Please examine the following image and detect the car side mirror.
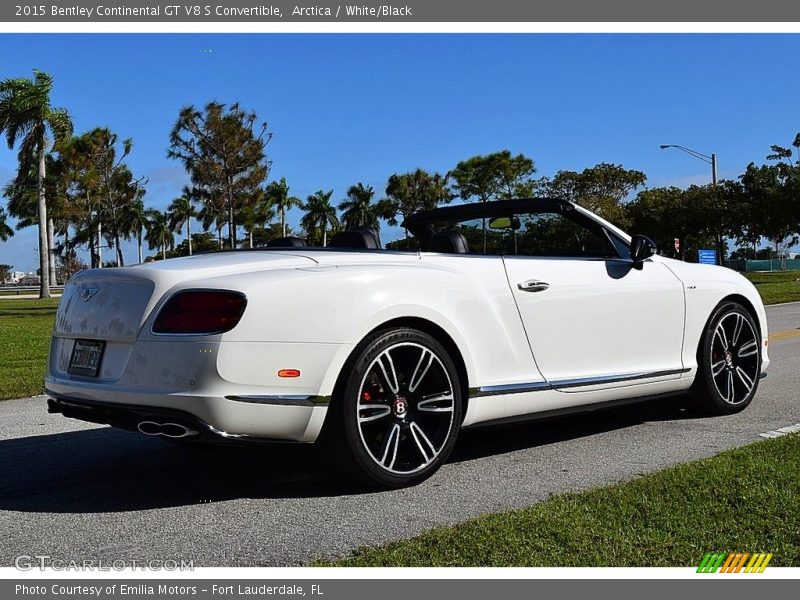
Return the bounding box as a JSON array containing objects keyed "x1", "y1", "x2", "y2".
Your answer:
[{"x1": 630, "y1": 234, "x2": 657, "y2": 263}]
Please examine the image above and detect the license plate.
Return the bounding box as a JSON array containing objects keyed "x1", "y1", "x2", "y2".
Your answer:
[{"x1": 68, "y1": 339, "x2": 105, "y2": 377}]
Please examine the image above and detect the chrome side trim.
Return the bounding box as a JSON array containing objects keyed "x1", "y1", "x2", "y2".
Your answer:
[
  {"x1": 471, "y1": 368, "x2": 690, "y2": 397},
  {"x1": 552, "y1": 368, "x2": 690, "y2": 390},
  {"x1": 224, "y1": 394, "x2": 330, "y2": 407},
  {"x1": 471, "y1": 381, "x2": 551, "y2": 397}
]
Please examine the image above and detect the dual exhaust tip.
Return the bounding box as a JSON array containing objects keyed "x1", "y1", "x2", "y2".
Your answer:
[{"x1": 137, "y1": 420, "x2": 198, "y2": 439}]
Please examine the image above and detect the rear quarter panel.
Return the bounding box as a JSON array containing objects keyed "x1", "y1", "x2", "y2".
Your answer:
[{"x1": 154, "y1": 257, "x2": 538, "y2": 398}]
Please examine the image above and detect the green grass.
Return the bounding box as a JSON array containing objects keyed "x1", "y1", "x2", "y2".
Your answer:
[
  {"x1": 0, "y1": 298, "x2": 60, "y2": 400},
  {"x1": 744, "y1": 271, "x2": 800, "y2": 305},
  {"x1": 319, "y1": 434, "x2": 800, "y2": 567}
]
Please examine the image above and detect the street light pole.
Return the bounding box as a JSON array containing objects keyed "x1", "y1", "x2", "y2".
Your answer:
[
  {"x1": 660, "y1": 144, "x2": 720, "y2": 265},
  {"x1": 659, "y1": 144, "x2": 717, "y2": 186},
  {"x1": 711, "y1": 153, "x2": 717, "y2": 186}
]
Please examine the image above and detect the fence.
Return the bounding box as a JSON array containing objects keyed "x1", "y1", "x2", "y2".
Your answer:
[
  {"x1": 0, "y1": 285, "x2": 65, "y2": 295},
  {"x1": 724, "y1": 259, "x2": 800, "y2": 272}
]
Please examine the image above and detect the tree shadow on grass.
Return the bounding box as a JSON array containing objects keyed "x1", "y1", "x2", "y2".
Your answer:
[{"x1": 0, "y1": 307, "x2": 58, "y2": 317}]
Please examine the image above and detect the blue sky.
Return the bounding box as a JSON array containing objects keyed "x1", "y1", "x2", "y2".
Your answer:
[{"x1": 1, "y1": 33, "x2": 799, "y2": 271}]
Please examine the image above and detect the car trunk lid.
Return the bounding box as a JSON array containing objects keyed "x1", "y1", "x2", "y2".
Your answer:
[{"x1": 53, "y1": 252, "x2": 317, "y2": 342}]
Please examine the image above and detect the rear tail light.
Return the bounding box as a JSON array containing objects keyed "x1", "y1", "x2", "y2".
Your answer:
[{"x1": 152, "y1": 290, "x2": 247, "y2": 335}]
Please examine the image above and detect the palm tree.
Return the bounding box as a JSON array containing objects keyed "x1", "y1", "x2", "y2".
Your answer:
[
  {"x1": 3, "y1": 153, "x2": 76, "y2": 268},
  {"x1": 124, "y1": 194, "x2": 148, "y2": 264},
  {"x1": 145, "y1": 209, "x2": 174, "y2": 260},
  {"x1": 265, "y1": 177, "x2": 301, "y2": 237},
  {"x1": 0, "y1": 206, "x2": 13, "y2": 241},
  {"x1": 0, "y1": 70, "x2": 72, "y2": 297},
  {"x1": 194, "y1": 187, "x2": 227, "y2": 249},
  {"x1": 240, "y1": 191, "x2": 275, "y2": 248},
  {"x1": 167, "y1": 187, "x2": 197, "y2": 255},
  {"x1": 339, "y1": 183, "x2": 380, "y2": 229},
  {"x1": 57, "y1": 132, "x2": 101, "y2": 266},
  {"x1": 301, "y1": 190, "x2": 338, "y2": 247}
]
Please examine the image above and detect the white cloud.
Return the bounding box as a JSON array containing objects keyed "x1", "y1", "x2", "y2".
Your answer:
[{"x1": 647, "y1": 172, "x2": 715, "y2": 189}]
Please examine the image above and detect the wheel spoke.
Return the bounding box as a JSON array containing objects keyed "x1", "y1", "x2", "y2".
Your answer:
[
  {"x1": 376, "y1": 350, "x2": 400, "y2": 394},
  {"x1": 738, "y1": 340, "x2": 758, "y2": 358},
  {"x1": 408, "y1": 348, "x2": 434, "y2": 393},
  {"x1": 358, "y1": 404, "x2": 391, "y2": 423},
  {"x1": 409, "y1": 421, "x2": 437, "y2": 464},
  {"x1": 711, "y1": 360, "x2": 726, "y2": 376},
  {"x1": 736, "y1": 366, "x2": 755, "y2": 393},
  {"x1": 417, "y1": 392, "x2": 454, "y2": 413},
  {"x1": 724, "y1": 370, "x2": 734, "y2": 402},
  {"x1": 379, "y1": 423, "x2": 401, "y2": 469},
  {"x1": 731, "y1": 314, "x2": 745, "y2": 346},
  {"x1": 715, "y1": 325, "x2": 729, "y2": 351}
]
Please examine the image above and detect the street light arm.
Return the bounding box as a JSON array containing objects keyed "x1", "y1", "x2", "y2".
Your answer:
[{"x1": 659, "y1": 144, "x2": 714, "y2": 164}]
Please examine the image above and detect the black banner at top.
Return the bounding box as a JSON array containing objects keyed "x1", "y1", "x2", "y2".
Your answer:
[{"x1": 3, "y1": 0, "x2": 800, "y2": 22}]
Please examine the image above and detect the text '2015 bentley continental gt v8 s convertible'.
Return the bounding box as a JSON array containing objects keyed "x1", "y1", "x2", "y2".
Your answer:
[{"x1": 46, "y1": 198, "x2": 769, "y2": 488}]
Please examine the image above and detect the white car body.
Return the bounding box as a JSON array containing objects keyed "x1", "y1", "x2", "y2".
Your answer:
[{"x1": 45, "y1": 202, "x2": 770, "y2": 446}]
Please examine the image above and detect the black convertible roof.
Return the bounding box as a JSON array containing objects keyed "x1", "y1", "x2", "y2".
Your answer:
[{"x1": 402, "y1": 198, "x2": 574, "y2": 233}]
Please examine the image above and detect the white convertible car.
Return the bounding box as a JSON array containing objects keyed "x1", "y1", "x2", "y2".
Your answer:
[{"x1": 46, "y1": 198, "x2": 769, "y2": 487}]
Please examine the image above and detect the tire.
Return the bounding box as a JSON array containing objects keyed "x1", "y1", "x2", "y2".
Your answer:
[
  {"x1": 693, "y1": 301, "x2": 762, "y2": 415},
  {"x1": 322, "y1": 327, "x2": 464, "y2": 489}
]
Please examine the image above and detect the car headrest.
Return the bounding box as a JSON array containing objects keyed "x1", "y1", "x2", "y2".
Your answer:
[
  {"x1": 266, "y1": 236, "x2": 306, "y2": 248},
  {"x1": 329, "y1": 228, "x2": 381, "y2": 249},
  {"x1": 427, "y1": 230, "x2": 469, "y2": 254}
]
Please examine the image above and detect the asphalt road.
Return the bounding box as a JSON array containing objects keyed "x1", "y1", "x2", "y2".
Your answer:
[{"x1": 2, "y1": 303, "x2": 799, "y2": 567}]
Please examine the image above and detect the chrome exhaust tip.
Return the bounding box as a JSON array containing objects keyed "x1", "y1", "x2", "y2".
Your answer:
[{"x1": 137, "y1": 420, "x2": 198, "y2": 439}]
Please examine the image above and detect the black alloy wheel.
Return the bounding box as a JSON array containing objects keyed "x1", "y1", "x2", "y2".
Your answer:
[
  {"x1": 694, "y1": 301, "x2": 761, "y2": 415},
  {"x1": 323, "y1": 327, "x2": 463, "y2": 488}
]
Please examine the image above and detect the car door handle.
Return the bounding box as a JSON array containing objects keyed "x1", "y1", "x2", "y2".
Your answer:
[{"x1": 518, "y1": 280, "x2": 550, "y2": 292}]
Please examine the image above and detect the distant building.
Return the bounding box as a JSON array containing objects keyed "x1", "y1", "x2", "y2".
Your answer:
[
  {"x1": 18, "y1": 273, "x2": 41, "y2": 286},
  {"x1": 2, "y1": 271, "x2": 26, "y2": 285}
]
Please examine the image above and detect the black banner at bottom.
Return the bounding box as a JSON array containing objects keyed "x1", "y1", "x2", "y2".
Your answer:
[{"x1": 4, "y1": 579, "x2": 797, "y2": 600}]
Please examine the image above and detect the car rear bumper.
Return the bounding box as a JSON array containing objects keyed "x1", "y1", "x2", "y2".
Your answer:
[{"x1": 44, "y1": 380, "x2": 328, "y2": 443}]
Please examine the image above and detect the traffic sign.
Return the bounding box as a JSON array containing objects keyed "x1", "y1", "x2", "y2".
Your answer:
[{"x1": 698, "y1": 249, "x2": 717, "y2": 265}]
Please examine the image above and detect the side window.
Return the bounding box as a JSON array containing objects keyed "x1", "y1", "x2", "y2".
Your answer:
[
  {"x1": 435, "y1": 217, "x2": 508, "y2": 255},
  {"x1": 510, "y1": 212, "x2": 618, "y2": 259},
  {"x1": 428, "y1": 210, "x2": 618, "y2": 258}
]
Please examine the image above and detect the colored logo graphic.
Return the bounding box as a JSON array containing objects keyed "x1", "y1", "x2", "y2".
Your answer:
[{"x1": 697, "y1": 552, "x2": 773, "y2": 573}]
